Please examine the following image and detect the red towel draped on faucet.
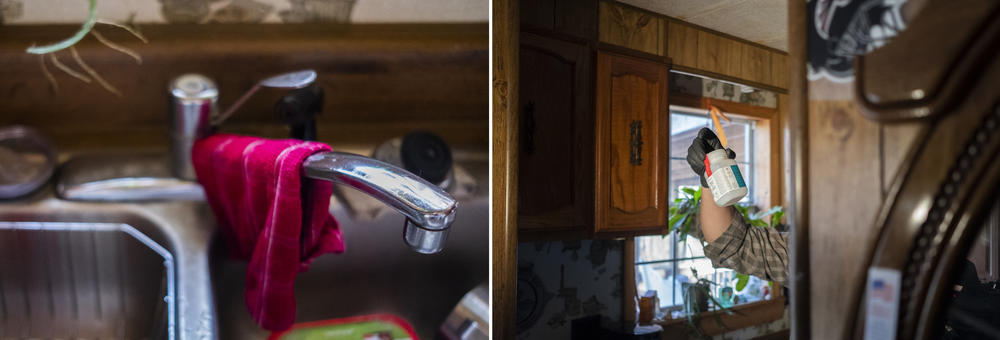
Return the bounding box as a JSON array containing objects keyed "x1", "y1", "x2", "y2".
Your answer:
[{"x1": 192, "y1": 133, "x2": 345, "y2": 331}]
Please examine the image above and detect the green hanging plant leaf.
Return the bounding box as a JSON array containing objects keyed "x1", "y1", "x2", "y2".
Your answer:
[
  {"x1": 681, "y1": 187, "x2": 698, "y2": 197},
  {"x1": 668, "y1": 213, "x2": 686, "y2": 233},
  {"x1": 771, "y1": 210, "x2": 785, "y2": 228},
  {"x1": 752, "y1": 206, "x2": 783, "y2": 221},
  {"x1": 26, "y1": 0, "x2": 98, "y2": 55}
]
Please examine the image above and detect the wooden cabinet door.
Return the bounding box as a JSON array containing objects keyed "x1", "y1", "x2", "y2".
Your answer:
[
  {"x1": 595, "y1": 51, "x2": 668, "y2": 233},
  {"x1": 520, "y1": 0, "x2": 596, "y2": 40},
  {"x1": 517, "y1": 32, "x2": 593, "y2": 234}
]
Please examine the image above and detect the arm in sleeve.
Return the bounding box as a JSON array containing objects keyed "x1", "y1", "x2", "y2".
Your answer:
[{"x1": 691, "y1": 207, "x2": 790, "y2": 287}]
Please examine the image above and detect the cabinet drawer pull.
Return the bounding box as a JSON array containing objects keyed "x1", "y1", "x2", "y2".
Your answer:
[{"x1": 629, "y1": 120, "x2": 643, "y2": 165}]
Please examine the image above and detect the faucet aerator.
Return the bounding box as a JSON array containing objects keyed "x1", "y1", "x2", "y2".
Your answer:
[{"x1": 403, "y1": 218, "x2": 451, "y2": 254}]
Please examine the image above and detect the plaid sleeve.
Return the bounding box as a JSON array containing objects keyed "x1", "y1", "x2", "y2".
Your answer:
[{"x1": 696, "y1": 207, "x2": 790, "y2": 286}]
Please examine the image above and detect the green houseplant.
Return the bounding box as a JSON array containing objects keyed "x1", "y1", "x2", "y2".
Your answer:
[
  {"x1": 668, "y1": 186, "x2": 783, "y2": 291},
  {"x1": 667, "y1": 187, "x2": 784, "y2": 338}
]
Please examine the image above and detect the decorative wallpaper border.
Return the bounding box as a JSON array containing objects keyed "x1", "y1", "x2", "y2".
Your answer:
[
  {"x1": 0, "y1": 0, "x2": 487, "y2": 25},
  {"x1": 671, "y1": 72, "x2": 779, "y2": 109}
]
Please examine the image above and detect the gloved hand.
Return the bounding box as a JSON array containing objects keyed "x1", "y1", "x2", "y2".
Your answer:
[{"x1": 686, "y1": 127, "x2": 736, "y2": 188}]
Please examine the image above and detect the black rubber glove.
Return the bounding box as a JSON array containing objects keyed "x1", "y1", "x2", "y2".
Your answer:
[{"x1": 686, "y1": 127, "x2": 736, "y2": 187}]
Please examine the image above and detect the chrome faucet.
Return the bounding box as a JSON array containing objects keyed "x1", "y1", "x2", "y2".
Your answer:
[
  {"x1": 302, "y1": 152, "x2": 456, "y2": 254},
  {"x1": 169, "y1": 72, "x2": 457, "y2": 254},
  {"x1": 59, "y1": 72, "x2": 457, "y2": 254}
]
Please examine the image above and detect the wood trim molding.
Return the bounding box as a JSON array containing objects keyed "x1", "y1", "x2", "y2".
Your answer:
[
  {"x1": 786, "y1": 0, "x2": 811, "y2": 337},
  {"x1": 670, "y1": 92, "x2": 779, "y2": 120},
  {"x1": 673, "y1": 65, "x2": 789, "y2": 95},
  {"x1": 492, "y1": 0, "x2": 519, "y2": 338},
  {"x1": 522, "y1": 26, "x2": 594, "y2": 46},
  {"x1": 772, "y1": 95, "x2": 786, "y2": 209},
  {"x1": 596, "y1": 42, "x2": 670, "y2": 64},
  {"x1": 658, "y1": 297, "x2": 787, "y2": 336},
  {"x1": 624, "y1": 238, "x2": 637, "y2": 324}
]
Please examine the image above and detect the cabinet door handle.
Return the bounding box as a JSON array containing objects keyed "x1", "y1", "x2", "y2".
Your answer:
[
  {"x1": 522, "y1": 101, "x2": 536, "y2": 154},
  {"x1": 629, "y1": 120, "x2": 643, "y2": 166}
]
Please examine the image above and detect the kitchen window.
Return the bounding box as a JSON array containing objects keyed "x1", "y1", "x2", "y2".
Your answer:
[{"x1": 634, "y1": 106, "x2": 774, "y2": 318}]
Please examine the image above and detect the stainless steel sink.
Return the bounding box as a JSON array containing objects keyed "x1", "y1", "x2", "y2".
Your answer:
[
  {"x1": 0, "y1": 151, "x2": 488, "y2": 340},
  {"x1": 0, "y1": 221, "x2": 173, "y2": 339},
  {"x1": 210, "y1": 174, "x2": 489, "y2": 339},
  {"x1": 0, "y1": 189, "x2": 218, "y2": 340}
]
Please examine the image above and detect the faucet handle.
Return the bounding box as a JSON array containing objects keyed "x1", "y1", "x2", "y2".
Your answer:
[
  {"x1": 275, "y1": 84, "x2": 323, "y2": 141},
  {"x1": 213, "y1": 70, "x2": 318, "y2": 127}
]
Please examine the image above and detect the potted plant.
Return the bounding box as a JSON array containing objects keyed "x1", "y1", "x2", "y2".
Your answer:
[
  {"x1": 681, "y1": 278, "x2": 709, "y2": 316},
  {"x1": 679, "y1": 268, "x2": 735, "y2": 339}
]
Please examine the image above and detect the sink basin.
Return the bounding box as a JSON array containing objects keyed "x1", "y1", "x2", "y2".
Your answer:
[
  {"x1": 210, "y1": 189, "x2": 489, "y2": 339},
  {"x1": 0, "y1": 192, "x2": 218, "y2": 340},
  {"x1": 0, "y1": 152, "x2": 488, "y2": 340},
  {"x1": 0, "y1": 221, "x2": 173, "y2": 339}
]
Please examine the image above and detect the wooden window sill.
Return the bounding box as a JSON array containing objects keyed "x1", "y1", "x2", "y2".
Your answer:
[{"x1": 651, "y1": 296, "x2": 785, "y2": 336}]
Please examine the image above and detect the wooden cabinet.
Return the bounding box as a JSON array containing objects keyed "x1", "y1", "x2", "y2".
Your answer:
[
  {"x1": 517, "y1": 38, "x2": 670, "y2": 238},
  {"x1": 594, "y1": 51, "x2": 669, "y2": 233},
  {"x1": 521, "y1": 0, "x2": 596, "y2": 39},
  {"x1": 517, "y1": 32, "x2": 594, "y2": 234}
]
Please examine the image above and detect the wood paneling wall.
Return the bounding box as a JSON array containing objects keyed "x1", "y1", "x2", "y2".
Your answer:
[
  {"x1": 0, "y1": 24, "x2": 488, "y2": 150},
  {"x1": 666, "y1": 21, "x2": 699, "y2": 67},
  {"x1": 784, "y1": 0, "x2": 929, "y2": 336},
  {"x1": 798, "y1": 31, "x2": 926, "y2": 340},
  {"x1": 598, "y1": 1, "x2": 665, "y2": 56},
  {"x1": 806, "y1": 81, "x2": 883, "y2": 340},
  {"x1": 678, "y1": 23, "x2": 787, "y2": 92},
  {"x1": 596, "y1": 1, "x2": 789, "y2": 92}
]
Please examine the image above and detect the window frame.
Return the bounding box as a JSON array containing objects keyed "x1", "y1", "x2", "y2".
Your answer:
[
  {"x1": 635, "y1": 106, "x2": 761, "y2": 313},
  {"x1": 668, "y1": 107, "x2": 757, "y2": 205},
  {"x1": 623, "y1": 93, "x2": 786, "y2": 331}
]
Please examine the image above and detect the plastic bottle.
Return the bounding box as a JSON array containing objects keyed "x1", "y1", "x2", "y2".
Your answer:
[{"x1": 705, "y1": 149, "x2": 748, "y2": 207}]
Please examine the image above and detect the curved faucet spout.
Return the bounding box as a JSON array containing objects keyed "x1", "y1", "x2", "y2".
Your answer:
[{"x1": 302, "y1": 152, "x2": 457, "y2": 254}]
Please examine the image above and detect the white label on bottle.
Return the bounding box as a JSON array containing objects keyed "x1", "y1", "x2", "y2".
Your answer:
[
  {"x1": 707, "y1": 166, "x2": 743, "y2": 194},
  {"x1": 864, "y1": 267, "x2": 901, "y2": 340}
]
